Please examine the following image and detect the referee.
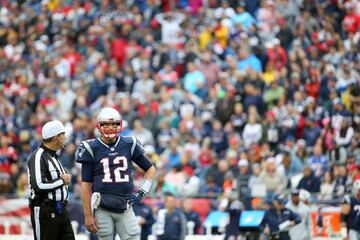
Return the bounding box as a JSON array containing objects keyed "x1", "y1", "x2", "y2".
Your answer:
[{"x1": 27, "y1": 120, "x2": 75, "y2": 240}]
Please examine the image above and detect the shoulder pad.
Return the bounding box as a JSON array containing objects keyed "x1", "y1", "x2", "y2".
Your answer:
[
  {"x1": 342, "y1": 195, "x2": 351, "y2": 204},
  {"x1": 121, "y1": 136, "x2": 134, "y2": 144},
  {"x1": 81, "y1": 140, "x2": 95, "y2": 158}
]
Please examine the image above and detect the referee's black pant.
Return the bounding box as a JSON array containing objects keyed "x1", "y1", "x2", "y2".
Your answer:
[{"x1": 30, "y1": 200, "x2": 75, "y2": 240}]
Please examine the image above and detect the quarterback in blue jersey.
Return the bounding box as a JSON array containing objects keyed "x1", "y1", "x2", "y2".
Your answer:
[
  {"x1": 75, "y1": 107, "x2": 156, "y2": 240},
  {"x1": 341, "y1": 179, "x2": 360, "y2": 240}
]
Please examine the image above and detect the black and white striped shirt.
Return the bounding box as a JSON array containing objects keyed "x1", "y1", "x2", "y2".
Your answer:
[{"x1": 27, "y1": 144, "x2": 68, "y2": 203}]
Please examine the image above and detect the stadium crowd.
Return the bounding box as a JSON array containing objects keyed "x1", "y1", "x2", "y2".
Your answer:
[{"x1": 1, "y1": 0, "x2": 360, "y2": 237}]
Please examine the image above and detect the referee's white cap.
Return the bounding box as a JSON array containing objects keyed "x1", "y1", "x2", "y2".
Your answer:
[{"x1": 42, "y1": 120, "x2": 65, "y2": 139}]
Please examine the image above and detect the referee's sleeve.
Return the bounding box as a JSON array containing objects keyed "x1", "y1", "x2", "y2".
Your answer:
[{"x1": 29, "y1": 149, "x2": 64, "y2": 192}]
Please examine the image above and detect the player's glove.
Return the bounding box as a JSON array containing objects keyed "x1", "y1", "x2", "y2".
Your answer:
[{"x1": 128, "y1": 190, "x2": 146, "y2": 205}]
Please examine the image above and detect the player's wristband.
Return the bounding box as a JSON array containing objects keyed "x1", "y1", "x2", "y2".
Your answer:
[
  {"x1": 140, "y1": 178, "x2": 152, "y2": 195},
  {"x1": 340, "y1": 227, "x2": 347, "y2": 238}
]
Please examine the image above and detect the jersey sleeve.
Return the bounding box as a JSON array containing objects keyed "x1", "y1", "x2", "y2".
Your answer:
[
  {"x1": 131, "y1": 137, "x2": 153, "y2": 172},
  {"x1": 81, "y1": 162, "x2": 94, "y2": 182},
  {"x1": 75, "y1": 141, "x2": 94, "y2": 164},
  {"x1": 131, "y1": 137, "x2": 145, "y2": 159},
  {"x1": 289, "y1": 210, "x2": 301, "y2": 224}
]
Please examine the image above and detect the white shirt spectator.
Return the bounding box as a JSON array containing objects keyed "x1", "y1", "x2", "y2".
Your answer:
[
  {"x1": 335, "y1": 126, "x2": 354, "y2": 147},
  {"x1": 242, "y1": 123, "x2": 262, "y2": 148},
  {"x1": 155, "y1": 12, "x2": 185, "y2": 45},
  {"x1": 133, "y1": 78, "x2": 155, "y2": 96},
  {"x1": 54, "y1": 58, "x2": 71, "y2": 79},
  {"x1": 286, "y1": 198, "x2": 311, "y2": 240},
  {"x1": 56, "y1": 83, "x2": 76, "y2": 121}
]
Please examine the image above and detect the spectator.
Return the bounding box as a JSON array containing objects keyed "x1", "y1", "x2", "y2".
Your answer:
[
  {"x1": 242, "y1": 114, "x2": 262, "y2": 148},
  {"x1": 161, "y1": 138, "x2": 181, "y2": 170},
  {"x1": 224, "y1": 200, "x2": 244, "y2": 240},
  {"x1": 291, "y1": 139, "x2": 308, "y2": 164},
  {"x1": 333, "y1": 164, "x2": 352, "y2": 198},
  {"x1": 133, "y1": 201, "x2": 155, "y2": 240},
  {"x1": 181, "y1": 198, "x2": 201, "y2": 235},
  {"x1": 335, "y1": 117, "x2": 354, "y2": 148},
  {"x1": 248, "y1": 163, "x2": 262, "y2": 190},
  {"x1": 262, "y1": 194, "x2": 301, "y2": 240},
  {"x1": 282, "y1": 150, "x2": 303, "y2": 177},
  {"x1": 297, "y1": 167, "x2": 321, "y2": 193},
  {"x1": 177, "y1": 165, "x2": 200, "y2": 197},
  {"x1": 157, "y1": 63, "x2": 179, "y2": 88},
  {"x1": 210, "y1": 120, "x2": 229, "y2": 157},
  {"x1": 259, "y1": 157, "x2": 287, "y2": 194},
  {"x1": 262, "y1": 111, "x2": 280, "y2": 150},
  {"x1": 200, "y1": 176, "x2": 222, "y2": 197},
  {"x1": 197, "y1": 51, "x2": 220, "y2": 89},
  {"x1": 230, "y1": 102, "x2": 247, "y2": 134},
  {"x1": 307, "y1": 144, "x2": 330, "y2": 178},
  {"x1": 231, "y1": 3, "x2": 256, "y2": 31},
  {"x1": 164, "y1": 165, "x2": 186, "y2": 192},
  {"x1": 263, "y1": 80, "x2": 285, "y2": 109},
  {"x1": 155, "y1": 11, "x2": 185, "y2": 45},
  {"x1": 236, "y1": 159, "x2": 251, "y2": 199},
  {"x1": 151, "y1": 173, "x2": 177, "y2": 198},
  {"x1": 133, "y1": 69, "x2": 155, "y2": 96},
  {"x1": 319, "y1": 171, "x2": 335, "y2": 201},
  {"x1": 286, "y1": 189, "x2": 311, "y2": 240},
  {"x1": 132, "y1": 119, "x2": 155, "y2": 146},
  {"x1": 155, "y1": 192, "x2": 186, "y2": 240},
  {"x1": 237, "y1": 47, "x2": 262, "y2": 73}
]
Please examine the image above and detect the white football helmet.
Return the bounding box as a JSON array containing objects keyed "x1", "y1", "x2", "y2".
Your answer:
[
  {"x1": 96, "y1": 107, "x2": 122, "y2": 138},
  {"x1": 352, "y1": 179, "x2": 360, "y2": 199}
]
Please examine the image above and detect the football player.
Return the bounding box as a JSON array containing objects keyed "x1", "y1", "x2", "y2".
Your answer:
[
  {"x1": 76, "y1": 107, "x2": 156, "y2": 240},
  {"x1": 341, "y1": 179, "x2": 360, "y2": 240}
]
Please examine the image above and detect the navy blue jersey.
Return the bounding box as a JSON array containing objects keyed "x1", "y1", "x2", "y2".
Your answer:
[
  {"x1": 133, "y1": 202, "x2": 155, "y2": 240},
  {"x1": 342, "y1": 195, "x2": 360, "y2": 231},
  {"x1": 261, "y1": 207, "x2": 301, "y2": 232},
  {"x1": 75, "y1": 136, "x2": 152, "y2": 196}
]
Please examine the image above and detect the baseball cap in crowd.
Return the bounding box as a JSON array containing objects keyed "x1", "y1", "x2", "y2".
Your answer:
[
  {"x1": 274, "y1": 194, "x2": 287, "y2": 205},
  {"x1": 238, "y1": 159, "x2": 249, "y2": 167},
  {"x1": 291, "y1": 189, "x2": 300, "y2": 195},
  {"x1": 42, "y1": 120, "x2": 65, "y2": 139},
  {"x1": 183, "y1": 165, "x2": 194, "y2": 176}
]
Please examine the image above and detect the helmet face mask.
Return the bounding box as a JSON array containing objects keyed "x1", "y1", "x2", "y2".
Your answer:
[{"x1": 96, "y1": 107, "x2": 122, "y2": 139}]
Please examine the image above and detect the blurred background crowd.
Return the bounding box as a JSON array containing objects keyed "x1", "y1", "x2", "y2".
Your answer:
[{"x1": 1, "y1": 0, "x2": 360, "y2": 236}]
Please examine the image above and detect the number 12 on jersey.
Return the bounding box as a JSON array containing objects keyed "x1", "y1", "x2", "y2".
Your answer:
[{"x1": 101, "y1": 156, "x2": 129, "y2": 183}]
